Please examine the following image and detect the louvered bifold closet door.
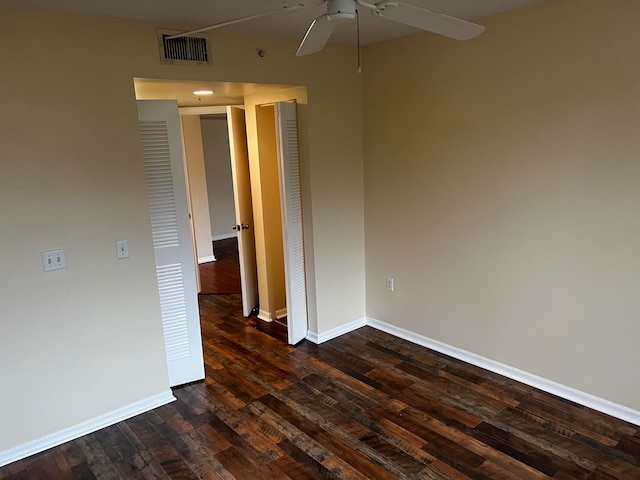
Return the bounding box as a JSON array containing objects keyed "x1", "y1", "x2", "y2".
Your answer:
[
  {"x1": 137, "y1": 100, "x2": 205, "y2": 387},
  {"x1": 275, "y1": 102, "x2": 308, "y2": 345}
]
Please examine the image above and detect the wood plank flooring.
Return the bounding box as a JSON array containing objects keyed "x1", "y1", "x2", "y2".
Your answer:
[
  {"x1": 2, "y1": 293, "x2": 640, "y2": 479},
  {"x1": 199, "y1": 238, "x2": 286, "y2": 327},
  {"x1": 199, "y1": 239, "x2": 242, "y2": 295}
]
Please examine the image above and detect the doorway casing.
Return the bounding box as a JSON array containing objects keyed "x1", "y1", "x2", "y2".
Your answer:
[{"x1": 175, "y1": 90, "x2": 313, "y2": 345}]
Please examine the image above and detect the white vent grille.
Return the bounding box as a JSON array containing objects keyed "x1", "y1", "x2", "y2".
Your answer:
[
  {"x1": 157, "y1": 28, "x2": 212, "y2": 65},
  {"x1": 157, "y1": 264, "x2": 191, "y2": 362},
  {"x1": 140, "y1": 120, "x2": 180, "y2": 249}
]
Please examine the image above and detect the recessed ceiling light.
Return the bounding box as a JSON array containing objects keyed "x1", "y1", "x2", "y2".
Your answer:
[{"x1": 193, "y1": 90, "x2": 214, "y2": 95}]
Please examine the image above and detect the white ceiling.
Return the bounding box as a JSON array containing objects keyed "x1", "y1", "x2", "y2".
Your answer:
[
  {"x1": 7, "y1": 0, "x2": 546, "y2": 108},
  {"x1": 134, "y1": 78, "x2": 296, "y2": 107},
  {"x1": 3, "y1": 0, "x2": 545, "y2": 46}
]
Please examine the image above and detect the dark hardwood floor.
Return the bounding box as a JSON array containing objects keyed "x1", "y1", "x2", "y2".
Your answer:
[
  {"x1": 200, "y1": 238, "x2": 286, "y2": 328},
  {"x1": 199, "y1": 239, "x2": 242, "y2": 295},
  {"x1": 3, "y1": 295, "x2": 640, "y2": 478}
]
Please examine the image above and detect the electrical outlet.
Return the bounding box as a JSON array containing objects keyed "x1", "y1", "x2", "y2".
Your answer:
[
  {"x1": 41, "y1": 249, "x2": 67, "y2": 272},
  {"x1": 386, "y1": 277, "x2": 394, "y2": 292},
  {"x1": 116, "y1": 240, "x2": 129, "y2": 259}
]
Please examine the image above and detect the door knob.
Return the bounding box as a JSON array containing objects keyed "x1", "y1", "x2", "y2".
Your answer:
[
  {"x1": 241, "y1": 224, "x2": 250, "y2": 230},
  {"x1": 232, "y1": 224, "x2": 240, "y2": 231}
]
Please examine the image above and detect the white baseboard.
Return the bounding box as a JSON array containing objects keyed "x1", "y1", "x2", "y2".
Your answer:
[
  {"x1": 258, "y1": 308, "x2": 288, "y2": 322},
  {"x1": 0, "y1": 390, "x2": 175, "y2": 468},
  {"x1": 258, "y1": 309, "x2": 273, "y2": 322},
  {"x1": 366, "y1": 317, "x2": 640, "y2": 427},
  {"x1": 211, "y1": 233, "x2": 237, "y2": 242},
  {"x1": 228, "y1": 306, "x2": 640, "y2": 425},
  {"x1": 306, "y1": 317, "x2": 367, "y2": 344},
  {"x1": 198, "y1": 255, "x2": 216, "y2": 264}
]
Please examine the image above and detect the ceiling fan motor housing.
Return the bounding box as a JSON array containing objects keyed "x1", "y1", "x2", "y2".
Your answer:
[{"x1": 327, "y1": 0, "x2": 357, "y2": 20}]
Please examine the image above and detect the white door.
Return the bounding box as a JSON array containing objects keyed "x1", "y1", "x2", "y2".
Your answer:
[
  {"x1": 227, "y1": 106, "x2": 259, "y2": 317},
  {"x1": 137, "y1": 100, "x2": 205, "y2": 387},
  {"x1": 274, "y1": 102, "x2": 308, "y2": 345}
]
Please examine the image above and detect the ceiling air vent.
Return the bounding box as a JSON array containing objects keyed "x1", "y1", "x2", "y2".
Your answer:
[{"x1": 157, "y1": 28, "x2": 212, "y2": 66}]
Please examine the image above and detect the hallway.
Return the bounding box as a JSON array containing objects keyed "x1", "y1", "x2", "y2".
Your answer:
[
  {"x1": 199, "y1": 238, "x2": 287, "y2": 341},
  {"x1": 199, "y1": 239, "x2": 242, "y2": 295}
]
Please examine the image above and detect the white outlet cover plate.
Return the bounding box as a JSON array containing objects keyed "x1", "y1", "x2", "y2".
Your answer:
[{"x1": 386, "y1": 277, "x2": 394, "y2": 292}]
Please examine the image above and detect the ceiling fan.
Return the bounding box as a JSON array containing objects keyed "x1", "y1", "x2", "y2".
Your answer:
[{"x1": 168, "y1": 0, "x2": 485, "y2": 56}]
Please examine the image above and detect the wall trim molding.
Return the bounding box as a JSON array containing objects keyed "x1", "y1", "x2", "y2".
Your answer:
[
  {"x1": 211, "y1": 233, "x2": 237, "y2": 242},
  {"x1": 306, "y1": 317, "x2": 367, "y2": 344},
  {"x1": 197, "y1": 255, "x2": 216, "y2": 264},
  {"x1": 0, "y1": 390, "x2": 176, "y2": 468},
  {"x1": 366, "y1": 317, "x2": 640, "y2": 427},
  {"x1": 304, "y1": 315, "x2": 640, "y2": 426},
  {"x1": 179, "y1": 106, "x2": 229, "y2": 116},
  {"x1": 305, "y1": 330, "x2": 319, "y2": 344},
  {"x1": 275, "y1": 308, "x2": 287, "y2": 320},
  {"x1": 258, "y1": 309, "x2": 273, "y2": 322}
]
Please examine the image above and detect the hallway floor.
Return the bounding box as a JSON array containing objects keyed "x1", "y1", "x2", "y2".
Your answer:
[{"x1": 199, "y1": 239, "x2": 242, "y2": 295}]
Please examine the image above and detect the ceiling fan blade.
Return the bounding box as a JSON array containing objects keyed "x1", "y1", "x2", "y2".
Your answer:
[
  {"x1": 296, "y1": 14, "x2": 340, "y2": 56},
  {"x1": 375, "y1": 2, "x2": 485, "y2": 41}
]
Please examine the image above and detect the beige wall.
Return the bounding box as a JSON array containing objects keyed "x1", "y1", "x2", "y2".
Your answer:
[
  {"x1": 363, "y1": 0, "x2": 640, "y2": 410},
  {"x1": 181, "y1": 115, "x2": 214, "y2": 262},
  {"x1": 244, "y1": 81, "x2": 367, "y2": 333},
  {"x1": 254, "y1": 105, "x2": 287, "y2": 318},
  {"x1": 201, "y1": 116, "x2": 236, "y2": 239},
  {"x1": 0, "y1": 9, "x2": 171, "y2": 451},
  {"x1": 0, "y1": 6, "x2": 364, "y2": 454}
]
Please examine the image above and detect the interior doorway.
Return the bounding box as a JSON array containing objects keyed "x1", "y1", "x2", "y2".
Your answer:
[
  {"x1": 191, "y1": 106, "x2": 292, "y2": 327},
  {"x1": 134, "y1": 78, "x2": 310, "y2": 346},
  {"x1": 194, "y1": 103, "x2": 308, "y2": 343}
]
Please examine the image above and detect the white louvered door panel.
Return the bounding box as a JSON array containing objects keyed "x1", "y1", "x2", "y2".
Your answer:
[
  {"x1": 138, "y1": 100, "x2": 204, "y2": 387},
  {"x1": 156, "y1": 264, "x2": 190, "y2": 362},
  {"x1": 275, "y1": 102, "x2": 308, "y2": 345}
]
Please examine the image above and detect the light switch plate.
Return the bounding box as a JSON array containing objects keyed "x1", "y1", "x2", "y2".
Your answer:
[
  {"x1": 116, "y1": 240, "x2": 129, "y2": 259},
  {"x1": 41, "y1": 249, "x2": 67, "y2": 272}
]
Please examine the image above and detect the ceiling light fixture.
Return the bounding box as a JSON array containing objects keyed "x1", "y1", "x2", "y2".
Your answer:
[{"x1": 193, "y1": 90, "x2": 214, "y2": 95}]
